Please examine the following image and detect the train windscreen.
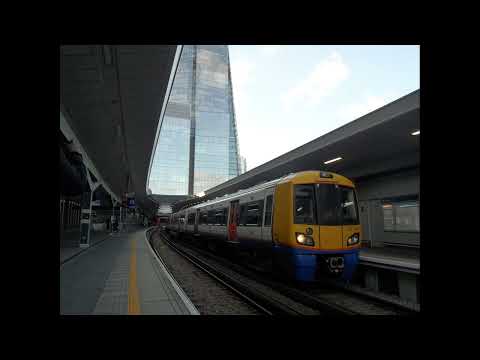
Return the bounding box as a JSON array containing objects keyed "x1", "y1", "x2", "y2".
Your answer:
[{"x1": 315, "y1": 184, "x2": 359, "y2": 225}]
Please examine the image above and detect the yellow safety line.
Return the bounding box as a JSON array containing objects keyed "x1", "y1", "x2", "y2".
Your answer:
[{"x1": 128, "y1": 238, "x2": 141, "y2": 315}]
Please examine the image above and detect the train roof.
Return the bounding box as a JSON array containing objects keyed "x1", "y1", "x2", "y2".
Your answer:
[{"x1": 175, "y1": 171, "x2": 354, "y2": 213}]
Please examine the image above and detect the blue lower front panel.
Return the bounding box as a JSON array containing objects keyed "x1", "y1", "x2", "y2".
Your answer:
[{"x1": 272, "y1": 245, "x2": 359, "y2": 282}]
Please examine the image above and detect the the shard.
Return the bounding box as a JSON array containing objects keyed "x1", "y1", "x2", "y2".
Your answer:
[{"x1": 149, "y1": 45, "x2": 241, "y2": 197}]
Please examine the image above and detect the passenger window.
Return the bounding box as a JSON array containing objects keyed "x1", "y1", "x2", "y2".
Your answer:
[
  {"x1": 215, "y1": 210, "x2": 224, "y2": 225},
  {"x1": 239, "y1": 205, "x2": 247, "y2": 225},
  {"x1": 223, "y1": 208, "x2": 228, "y2": 226},
  {"x1": 264, "y1": 195, "x2": 273, "y2": 226},
  {"x1": 200, "y1": 212, "x2": 208, "y2": 225},
  {"x1": 207, "y1": 210, "x2": 215, "y2": 225},
  {"x1": 257, "y1": 200, "x2": 264, "y2": 226},
  {"x1": 246, "y1": 204, "x2": 258, "y2": 225},
  {"x1": 245, "y1": 200, "x2": 264, "y2": 226},
  {"x1": 294, "y1": 185, "x2": 316, "y2": 224}
]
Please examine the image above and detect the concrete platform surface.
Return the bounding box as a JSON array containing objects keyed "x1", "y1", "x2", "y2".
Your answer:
[
  {"x1": 359, "y1": 246, "x2": 420, "y2": 273},
  {"x1": 60, "y1": 226, "x2": 197, "y2": 315},
  {"x1": 60, "y1": 229, "x2": 112, "y2": 263}
]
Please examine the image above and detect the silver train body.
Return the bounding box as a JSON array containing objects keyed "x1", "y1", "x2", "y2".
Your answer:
[{"x1": 165, "y1": 177, "x2": 277, "y2": 251}]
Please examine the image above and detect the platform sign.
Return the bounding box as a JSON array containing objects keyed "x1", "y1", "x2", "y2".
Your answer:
[{"x1": 92, "y1": 200, "x2": 101, "y2": 207}]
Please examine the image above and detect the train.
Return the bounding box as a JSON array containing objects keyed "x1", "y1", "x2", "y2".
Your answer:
[{"x1": 165, "y1": 171, "x2": 361, "y2": 282}]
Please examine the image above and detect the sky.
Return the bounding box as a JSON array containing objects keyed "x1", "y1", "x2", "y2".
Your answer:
[{"x1": 228, "y1": 45, "x2": 420, "y2": 171}]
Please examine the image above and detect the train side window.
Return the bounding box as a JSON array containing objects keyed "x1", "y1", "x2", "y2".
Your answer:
[
  {"x1": 215, "y1": 209, "x2": 224, "y2": 225},
  {"x1": 246, "y1": 200, "x2": 263, "y2": 226},
  {"x1": 257, "y1": 200, "x2": 264, "y2": 226},
  {"x1": 239, "y1": 204, "x2": 247, "y2": 226},
  {"x1": 223, "y1": 208, "x2": 228, "y2": 226},
  {"x1": 207, "y1": 210, "x2": 215, "y2": 225},
  {"x1": 200, "y1": 211, "x2": 208, "y2": 225},
  {"x1": 294, "y1": 185, "x2": 316, "y2": 224},
  {"x1": 246, "y1": 203, "x2": 257, "y2": 225},
  {"x1": 264, "y1": 195, "x2": 273, "y2": 226},
  {"x1": 187, "y1": 213, "x2": 195, "y2": 225}
]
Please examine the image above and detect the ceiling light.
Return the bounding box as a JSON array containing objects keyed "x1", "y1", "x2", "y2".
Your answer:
[
  {"x1": 324, "y1": 157, "x2": 342, "y2": 164},
  {"x1": 411, "y1": 130, "x2": 420, "y2": 136}
]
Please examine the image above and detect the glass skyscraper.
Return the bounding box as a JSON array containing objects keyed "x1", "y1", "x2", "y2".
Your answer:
[{"x1": 149, "y1": 45, "x2": 241, "y2": 196}]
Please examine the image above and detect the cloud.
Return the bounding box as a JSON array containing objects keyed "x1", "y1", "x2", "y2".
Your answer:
[
  {"x1": 229, "y1": 57, "x2": 255, "y2": 130},
  {"x1": 282, "y1": 51, "x2": 350, "y2": 109},
  {"x1": 338, "y1": 94, "x2": 392, "y2": 122},
  {"x1": 230, "y1": 58, "x2": 254, "y2": 90},
  {"x1": 258, "y1": 45, "x2": 282, "y2": 56}
]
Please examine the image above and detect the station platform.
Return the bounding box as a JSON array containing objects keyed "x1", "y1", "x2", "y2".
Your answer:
[
  {"x1": 60, "y1": 225, "x2": 199, "y2": 315},
  {"x1": 60, "y1": 228, "x2": 111, "y2": 264},
  {"x1": 359, "y1": 246, "x2": 420, "y2": 274}
]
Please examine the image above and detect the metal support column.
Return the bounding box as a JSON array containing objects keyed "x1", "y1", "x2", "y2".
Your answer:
[
  {"x1": 188, "y1": 45, "x2": 197, "y2": 196},
  {"x1": 60, "y1": 200, "x2": 64, "y2": 229},
  {"x1": 79, "y1": 191, "x2": 92, "y2": 248},
  {"x1": 119, "y1": 205, "x2": 123, "y2": 232},
  {"x1": 111, "y1": 196, "x2": 117, "y2": 234},
  {"x1": 80, "y1": 166, "x2": 101, "y2": 248},
  {"x1": 365, "y1": 268, "x2": 379, "y2": 292},
  {"x1": 398, "y1": 272, "x2": 419, "y2": 303}
]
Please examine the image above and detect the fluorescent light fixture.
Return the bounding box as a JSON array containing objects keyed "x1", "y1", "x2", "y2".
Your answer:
[
  {"x1": 324, "y1": 157, "x2": 342, "y2": 165},
  {"x1": 411, "y1": 130, "x2": 420, "y2": 136}
]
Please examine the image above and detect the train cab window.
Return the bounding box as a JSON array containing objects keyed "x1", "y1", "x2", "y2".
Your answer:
[
  {"x1": 340, "y1": 186, "x2": 359, "y2": 225},
  {"x1": 295, "y1": 185, "x2": 316, "y2": 224},
  {"x1": 316, "y1": 184, "x2": 340, "y2": 225},
  {"x1": 264, "y1": 195, "x2": 273, "y2": 226}
]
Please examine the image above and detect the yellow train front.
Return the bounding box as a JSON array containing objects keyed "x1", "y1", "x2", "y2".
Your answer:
[{"x1": 272, "y1": 171, "x2": 361, "y2": 282}]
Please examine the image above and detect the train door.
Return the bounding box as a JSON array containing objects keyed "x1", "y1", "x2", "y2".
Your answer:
[
  {"x1": 194, "y1": 209, "x2": 200, "y2": 235},
  {"x1": 228, "y1": 200, "x2": 239, "y2": 242},
  {"x1": 261, "y1": 190, "x2": 274, "y2": 243}
]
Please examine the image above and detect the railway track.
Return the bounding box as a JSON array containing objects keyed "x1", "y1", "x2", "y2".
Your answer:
[
  {"x1": 159, "y1": 230, "x2": 417, "y2": 315},
  {"x1": 156, "y1": 231, "x2": 312, "y2": 315}
]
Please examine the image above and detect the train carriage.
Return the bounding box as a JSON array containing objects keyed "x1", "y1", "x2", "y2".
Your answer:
[{"x1": 166, "y1": 170, "x2": 361, "y2": 282}]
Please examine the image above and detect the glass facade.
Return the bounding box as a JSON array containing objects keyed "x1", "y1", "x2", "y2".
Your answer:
[
  {"x1": 240, "y1": 155, "x2": 247, "y2": 174},
  {"x1": 149, "y1": 45, "x2": 241, "y2": 196}
]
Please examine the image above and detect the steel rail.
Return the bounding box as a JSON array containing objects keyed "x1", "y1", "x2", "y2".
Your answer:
[
  {"x1": 163, "y1": 231, "x2": 415, "y2": 315},
  {"x1": 156, "y1": 231, "x2": 305, "y2": 316}
]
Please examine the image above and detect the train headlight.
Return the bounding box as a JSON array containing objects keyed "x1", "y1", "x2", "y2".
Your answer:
[
  {"x1": 296, "y1": 233, "x2": 314, "y2": 246},
  {"x1": 347, "y1": 233, "x2": 360, "y2": 246}
]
